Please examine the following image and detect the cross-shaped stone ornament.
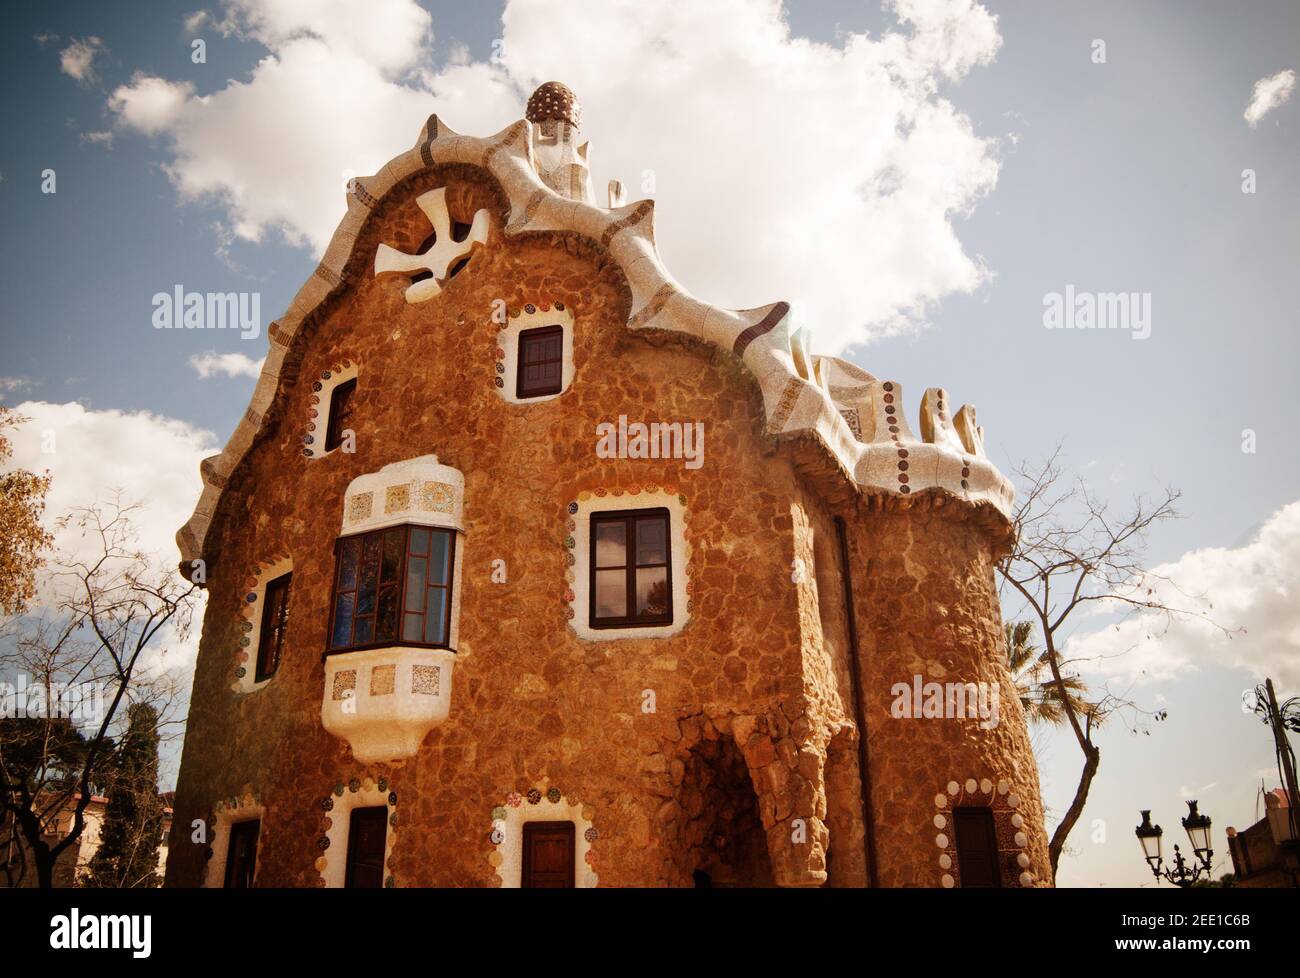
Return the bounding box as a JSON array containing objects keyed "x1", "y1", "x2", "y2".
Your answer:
[{"x1": 374, "y1": 187, "x2": 490, "y2": 303}]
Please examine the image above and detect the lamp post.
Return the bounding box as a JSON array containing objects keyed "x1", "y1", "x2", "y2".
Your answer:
[{"x1": 1134, "y1": 801, "x2": 1215, "y2": 887}]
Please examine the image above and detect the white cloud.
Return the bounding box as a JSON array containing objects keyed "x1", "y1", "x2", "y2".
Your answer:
[
  {"x1": 1066, "y1": 500, "x2": 1300, "y2": 691},
  {"x1": 1244, "y1": 68, "x2": 1296, "y2": 127},
  {"x1": 0, "y1": 376, "x2": 36, "y2": 393},
  {"x1": 5, "y1": 401, "x2": 217, "y2": 569},
  {"x1": 105, "y1": 0, "x2": 1004, "y2": 353},
  {"x1": 3, "y1": 403, "x2": 216, "y2": 716},
  {"x1": 183, "y1": 10, "x2": 211, "y2": 34},
  {"x1": 59, "y1": 36, "x2": 105, "y2": 85},
  {"x1": 189, "y1": 350, "x2": 265, "y2": 379},
  {"x1": 107, "y1": 73, "x2": 196, "y2": 136}
]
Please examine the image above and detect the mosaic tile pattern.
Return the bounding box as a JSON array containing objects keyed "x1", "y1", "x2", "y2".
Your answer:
[
  {"x1": 370, "y1": 664, "x2": 396, "y2": 696},
  {"x1": 385, "y1": 483, "x2": 411, "y2": 514},
  {"x1": 419, "y1": 482, "x2": 456, "y2": 514},
  {"x1": 348, "y1": 492, "x2": 373, "y2": 523},
  {"x1": 331, "y1": 670, "x2": 357, "y2": 701},
  {"x1": 412, "y1": 664, "x2": 440, "y2": 696}
]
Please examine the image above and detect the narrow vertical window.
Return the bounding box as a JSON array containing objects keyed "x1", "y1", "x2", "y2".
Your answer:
[
  {"x1": 345, "y1": 807, "x2": 388, "y2": 889},
  {"x1": 325, "y1": 378, "x2": 357, "y2": 452},
  {"x1": 223, "y1": 819, "x2": 260, "y2": 888},
  {"x1": 255, "y1": 573, "x2": 291, "y2": 681},
  {"x1": 952, "y1": 807, "x2": 1001, "y2": 888},
  {"x1": 589, "y1": 509, "x2": 672, "y2": 628},
  {"x1": 516, "y1": 325, "x2": 564, "y2": 398}
]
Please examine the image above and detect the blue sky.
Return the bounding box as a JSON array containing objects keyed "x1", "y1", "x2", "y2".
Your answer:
[{"x1": 2, "y1": 0, "x2": 1297, "y2": 887}]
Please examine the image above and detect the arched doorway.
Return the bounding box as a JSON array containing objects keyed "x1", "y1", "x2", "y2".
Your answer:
[{"x1": 670, "y1": 734, "x2": 774, "y2": 887}]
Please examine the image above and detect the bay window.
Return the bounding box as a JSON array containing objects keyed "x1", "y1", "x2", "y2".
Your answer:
[{"x1": 328, "y1": 525, "x2": 455, "y2": 652}]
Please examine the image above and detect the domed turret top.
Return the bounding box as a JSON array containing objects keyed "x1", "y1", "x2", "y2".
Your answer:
[{"x1": 526, "y1": 81, "x2": 582, "y2": 129}]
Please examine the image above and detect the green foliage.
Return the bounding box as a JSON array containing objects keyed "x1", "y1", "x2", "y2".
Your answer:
[
  {"x1": 1004, "y1": 620, "x2": 1097, "y2": 728},
  {"x1": 80, "y1": 703, "x2": 163, "y2": 888}
]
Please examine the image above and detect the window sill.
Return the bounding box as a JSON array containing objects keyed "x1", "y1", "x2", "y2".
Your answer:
[{"x1": 321, "y1": 641, "x2": 456, "y2": 662}]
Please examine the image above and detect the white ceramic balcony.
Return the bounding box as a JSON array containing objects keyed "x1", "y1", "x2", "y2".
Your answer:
[
  {"x1": 321, "y1": 646, "x2": 454, "y2": 764},
  {"x1": 319, "y1": 454, "x2": 464, "y2": 764}
]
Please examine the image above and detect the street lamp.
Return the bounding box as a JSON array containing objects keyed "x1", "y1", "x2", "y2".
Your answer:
[{"x1": 1134, "y1": 801, "x2": 1215, "y2": 887}]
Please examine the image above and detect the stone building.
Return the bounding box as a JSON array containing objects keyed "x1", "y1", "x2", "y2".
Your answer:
[
  {"x1": 2, "y1": 794, "x2": 172, "y2": 888},
  {"x1": 165, "y1": 83, "x2": 1052, "y2": 888},
  {"x1": 1225, "y1": 788, "x2": 1298, "y2": 887}
]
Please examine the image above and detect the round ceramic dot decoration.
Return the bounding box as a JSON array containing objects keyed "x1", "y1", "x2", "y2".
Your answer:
[
  {"x1": 980, "y1": 778, "x2": 992, "y2": 794},
  {"x1": 1017, "y1": 853, "x2": 1030, "y2": 868},
  {"x1": 1015, "y1": 831, "x2": 1028, "y2": 847},
  {"x1": 1011, "y1": 813, "x2": 1024, "y2": 828},
  {"x1": 998, "y1": 780, "x2": 1009, "y2": 794},
  {"x1": 934, "y1": 794, "x2": 947, "y2": 808},
  {"x1": 941, "y1": 874, "x2": 954, "y2": 888},
  {"x1": 935, "y1": 833, "x2": 949, "y2": 848},
  {"x1": 947, "y1": 781, "x2": 959, "y2": 795},
  {"x1": 1008, "y1": 793, "x2": 1021, "y2": 809},
  {"x1": 933, "y1": 814, "x2": 946, "y2": 829},
  {"x1": 965, "y1": 779, "x2": 977, "y2": 793},
  {"x1": 939, "y1": 853, "x2": 952, "y2": 870}
]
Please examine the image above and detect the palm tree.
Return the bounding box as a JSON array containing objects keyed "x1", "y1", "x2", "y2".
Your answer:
[{"x1": 1004, "y1": 620, "x2": 1096, "y2": 728}]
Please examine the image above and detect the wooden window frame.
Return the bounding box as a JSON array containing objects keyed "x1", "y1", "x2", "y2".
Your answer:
[
  {"x1": 223, "y1": 818, "x2": 260, "y2": 889},
  {"x1": 324, "y1": 378, "x2": 357, "y2": 453},
  {"x1": 255, "y1": 572, "x2": 292, "y2": 682},
  {"x1": 952, "y1": 806, "x2": 1002, "y2": 888},
  {"x1": 515, "y1": 324, "x2": 564, "y2": 399},
  {"x1": 588, "y1": 508, "x2": 673, "y2": 630},
  {"x1": 325, "y1": 524, "x2": 456, "y2": 657}
]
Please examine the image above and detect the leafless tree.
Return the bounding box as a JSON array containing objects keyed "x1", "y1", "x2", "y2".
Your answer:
[
  {"x1": 998, "y1": 450, "x2": 1230, "y2": 876},
  {"x1": 0, "y1": 497, "x2": 195, "y2": 887}
]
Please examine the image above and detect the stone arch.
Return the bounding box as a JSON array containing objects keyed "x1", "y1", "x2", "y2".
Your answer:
[{"x1": 662, "y1": 729, "x2": 773, "y2": 888}]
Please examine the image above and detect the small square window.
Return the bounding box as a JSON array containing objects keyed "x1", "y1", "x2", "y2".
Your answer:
[
  {"x1": 516, "y1": 325, "x2": 564, "y2": 399},
  {"x1": 325, "y1": 378, "x2": 357, "y2": 452},
  {"x1": 589, "y1": 509, "x2": 672, "y2": 628}
]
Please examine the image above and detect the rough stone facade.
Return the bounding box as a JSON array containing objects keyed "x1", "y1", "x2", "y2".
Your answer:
[{"x1": 165, "y1": 85, "x2": 1052, "y2": 888}]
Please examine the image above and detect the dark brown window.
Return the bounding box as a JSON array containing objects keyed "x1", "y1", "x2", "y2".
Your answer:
[
  {"x1": 516, "y1": 325, "x2": 564, "y2": 398},
  {"x1": 325, "y1": 378, "x2": 357, "y2": 452},
  {"x1": 953, "y1": 807, "x2": 1001, "y2": 888},
  {"x1": 589, "y1": 509, "x2": 672, "y2": 628},
  {"x1": 255, "y1": 573, "x2": 291, "y2": 681},
  {"x1": 223, "y1": 819, "x2": 260, "y2": 888},
  {"x1": 344, "y1": 807, "x2": 387, "y2": 889},
  {"x1": 328, "y1": 525, "x2": 455, "y2": 652},
  {"x1": 522, "y1": 821, "x2": 575, "y2": 888}
]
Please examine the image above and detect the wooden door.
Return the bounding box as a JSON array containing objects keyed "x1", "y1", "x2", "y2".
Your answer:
[
  {"x1": 522, "y1": 821, "x2": 575, "y2": 888},
  {"x1": 223, "y1": 819, "x2": 260, "y2": 888},
  {"x1": 345, "y1": 807, "x2": 388, "y2": 889},
  {"x1": 953, "y1": 807, "x2": 1001, "y2": 888}
]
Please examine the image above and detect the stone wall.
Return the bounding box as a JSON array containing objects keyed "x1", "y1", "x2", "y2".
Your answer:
[
  {"x1": 165, "y1": 167, "x2": 1049, "y2": 888},
  {"x1": 847, "y1": 498, "x2": 1053, "y2": 887}
]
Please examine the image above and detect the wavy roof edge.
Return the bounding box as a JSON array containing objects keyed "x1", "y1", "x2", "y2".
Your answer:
[{"x1": 176, "y1": 112, "x2": 1014, "y2": 570}]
